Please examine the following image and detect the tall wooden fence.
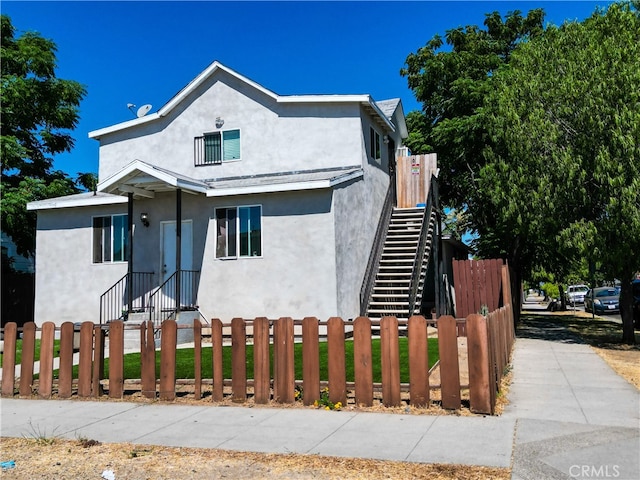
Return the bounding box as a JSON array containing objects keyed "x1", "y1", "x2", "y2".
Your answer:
[
  {"x1": 452, "y1": 259, "x2": 511, "y2": 318},
  {"x1": 1, "y1": 307, "x2": 514, "y2": 414}
]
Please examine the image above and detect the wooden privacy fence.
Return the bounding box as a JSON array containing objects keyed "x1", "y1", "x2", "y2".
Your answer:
[{"x1": 1, "y1": 308, "x2": 514, "y2": 414}]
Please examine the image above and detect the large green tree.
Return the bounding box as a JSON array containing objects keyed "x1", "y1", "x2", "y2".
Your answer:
[
  {"x1": 401, "y1": 9, "x2": 545, "y2": 210},
  {"x1": 1, "y1": 15, "x2": 87, "y2": 256},
  {"x1": 401, "y1": 9, "x2": 546, "y2": 312},
  {"x1": 479, "y1": 2, "x2": 640, "y2": 343}
]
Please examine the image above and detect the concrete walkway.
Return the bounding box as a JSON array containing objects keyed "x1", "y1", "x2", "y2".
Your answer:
[{"x1": 1, "y1": 300, "x2": 638, "y2": 479}]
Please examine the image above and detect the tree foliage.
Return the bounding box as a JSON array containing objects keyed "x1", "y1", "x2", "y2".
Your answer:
[
  {"x1": 479, "y1": 2, "x2": 640, "y2": 342},
  {"x1": 1, "y1": 15, "x2": 87, "y2": 256},
  {"x1": 401, "y1": 9, "x2": 545, "y2": 209}
]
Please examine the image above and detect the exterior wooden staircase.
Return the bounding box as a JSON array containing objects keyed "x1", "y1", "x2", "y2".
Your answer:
[{"x1": 365, "y1": 206, "x2": 438, "y2": 320}]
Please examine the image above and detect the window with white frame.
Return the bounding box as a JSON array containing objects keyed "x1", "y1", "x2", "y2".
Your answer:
[
  {"x1": 215, "y1": 205, "x2": 262, "y2": 258},
  {"x1": 93, "y1": 214, "x2": 128, "y2": 263},
  {"x1": 370, "y1": 127, "x2": 381, "y2": 161},
  {"x1": 204, "y1": 129, "x2": 241, "y2": 163}
]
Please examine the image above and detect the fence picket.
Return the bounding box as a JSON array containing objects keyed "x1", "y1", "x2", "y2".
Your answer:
[
  {"x1": 194, "y1": 319, "x2": 202, "y2": 400},
  {"x1": 19, "y1": 322, "x2": 36, "y2": 397},
  {"x1": 381, "y1": 316, "x2": 401, "y2": 407},
  {"x1": 37, "y1": 322, "x2": 55, "y2": 398},
  {"x1": 159, "y1": 319, "x2": 177, "y2": 401},
  {"x1": 211, "y1": 318, "x2": 223, "y2": 402},
  {"x1": 353, "y1": 316, "x2": 373, "y2": 407},
  {"x1": 274, "y1": 317, "x2": 294, "y2": 403},
  {"x1": 327, "y1": 317, "x2": 347, "y2": 406},
  {"x1": 231, "y1": 318, "x2": 247, "y2": 403},
  {"x1": 467, "y1": 314, "x2": 492, "y2": 414},
  {"x1": 253, "y1": 317, "x2": 270, "y2": 404},
  {"x1": 302, "y1": 317, "x2": 320, "y2": 406},
  {"x1": 108, "y1": 321, "x2": 124, "y2": 399},
  {"x1": 1, "y1": 323, "x2": 17, "y2": 397},
  {"x1": 408, "y1": 315, "x2": 429, "y2": 407},
  {"x1": 438, "y1": 315, "x2": 461, "y2": 409},
  {"x1": 140, "y1": 320, "x2": 156, "y2": 399},
  {"x1": 57, "y1": 322, "x2": 74, "y2": 398},
  {"x1": 93, "y1": 325, "x2": 105, "y2": 397}
]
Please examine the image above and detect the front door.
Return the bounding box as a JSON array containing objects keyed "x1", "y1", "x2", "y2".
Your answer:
[{"x1": 161, "y1": 220, "x2": 193, "y2": 309}]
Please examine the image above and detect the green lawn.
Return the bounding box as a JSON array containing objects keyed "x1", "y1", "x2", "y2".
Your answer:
[
  {"x1": 0, "y1": 339, "x2": 61, "y2": 368},
  {"x1": 100, "y1": 337, "x2": 439, "y2": 383}
]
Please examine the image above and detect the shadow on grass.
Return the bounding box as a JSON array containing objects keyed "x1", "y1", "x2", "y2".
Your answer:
[{"x1": 517, "y1": 313, "x2": 640, "y2": 351}]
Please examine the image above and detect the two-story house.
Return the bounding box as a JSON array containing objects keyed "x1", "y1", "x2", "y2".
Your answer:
[{"x1": 27, "y1": 61, "x2": 411, "y2": 327}]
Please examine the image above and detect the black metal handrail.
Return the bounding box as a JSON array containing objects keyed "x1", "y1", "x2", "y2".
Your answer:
[
  {"x1": 148, "y1": 269, "x2": 200, "y2": 327},
  {"x1": 408, "y1": 175, "x2": 439, "y2": 316},
  {"x1": 360, "y1": 181, "x2": 396, "y2": 315},
  {"x1": 99, "y1": 272, "x2": 154, "y2": 325}
]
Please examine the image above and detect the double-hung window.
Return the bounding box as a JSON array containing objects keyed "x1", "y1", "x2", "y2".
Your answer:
[
  {"x1": 370, "y1": 127, "x2": 381, "y2": 161},
  {"x1": 93, "y1": 214, "x2": 128, "y2": 263},
  {"x1": 215, "y1": 206, "x2": 261, "y2": 258},
  {"x1": 204, "y1": 129, "x2": 241, "y2": 163}
]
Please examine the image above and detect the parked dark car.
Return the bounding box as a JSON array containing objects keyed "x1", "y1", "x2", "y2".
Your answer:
[
  {"x1": 584, "y1": 287, "x2": 620, "y2": 314},
  {"x1": 633, "y1": 279, "x2": 640, "y2": 328}
]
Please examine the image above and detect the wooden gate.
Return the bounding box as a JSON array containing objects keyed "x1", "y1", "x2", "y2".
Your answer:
[{"x1": 396, "y1": 154, "x2": 438, "y2": 208}]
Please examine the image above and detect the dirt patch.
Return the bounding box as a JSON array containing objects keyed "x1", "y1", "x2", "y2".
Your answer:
[{"x1": 0, "y1": 437, "x2": 510, "y2": 480}]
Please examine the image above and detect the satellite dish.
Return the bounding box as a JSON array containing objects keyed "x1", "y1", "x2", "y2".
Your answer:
[{"x1": 136, "y1": 104, "x2": 152, "y2": 118}]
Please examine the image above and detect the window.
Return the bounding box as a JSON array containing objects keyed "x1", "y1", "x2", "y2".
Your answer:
[
  {"x1": 93, "y1": 214, "x2": 128, "y2": 263},
  {"x1": 204, "y1": 129, "x2": 241, "y2": 163},
  {"x1": 370, "y1": 127, "x2": 381, "y2": 161},
  {"x1": 215, "y1": 206, "x2": 261, "y2": 258}
]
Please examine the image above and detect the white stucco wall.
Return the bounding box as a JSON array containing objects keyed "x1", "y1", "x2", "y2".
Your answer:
[
  {"x1": 34, "y1": 205, "x2": 128, "y2": 326},
  {"x1": 332, "y1": 113, "x2": 393, "y2": 319},
  {"x1": 197, "y1": 189, "x2": 337, "y2": 321},
  {"x1": 97, "y1": 71, "x2": 364, "y2": 182}
]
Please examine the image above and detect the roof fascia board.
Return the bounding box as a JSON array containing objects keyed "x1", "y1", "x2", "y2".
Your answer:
[
  {"x1": 205, "y1": 170, "x2": 363, "y2": 198},
  {"x1": 89, "y1": 61, "x2": 279, "y2": 139},
  {"x1": 27, "y1": 195, "x2": 128, "y2": 211}
]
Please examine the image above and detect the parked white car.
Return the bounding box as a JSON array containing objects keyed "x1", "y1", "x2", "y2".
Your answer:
[{"x1": 565, "y1": 284, "x2": 589, "y2": 305}]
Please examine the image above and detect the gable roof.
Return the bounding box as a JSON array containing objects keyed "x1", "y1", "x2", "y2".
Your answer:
[
  {"x1": 88, "y1": 61, "x2": 401, "y2": 139},
  {"x1": 97, "y1": 160, "x2": 209, "y2": 198}
]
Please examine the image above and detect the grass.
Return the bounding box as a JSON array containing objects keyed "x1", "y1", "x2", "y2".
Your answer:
[
  {"x1": 0, "y1": 339, "x2": 61, "y2": 368},
  {"x1": 63, "y1": 337, "x2": 439, "y2": 383}
]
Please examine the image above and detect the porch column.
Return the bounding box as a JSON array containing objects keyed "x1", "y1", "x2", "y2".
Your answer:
[
  {"x1": 127, "y1": 192, "x2": 134, "y2": 313},
  {"x1": 175, "y1": 188, "x2": 182, "y2": 312}
]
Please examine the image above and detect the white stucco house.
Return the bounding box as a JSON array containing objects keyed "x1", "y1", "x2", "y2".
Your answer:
[{"x1": 27, "y1": 61, "x2": 409, "y2": 327}]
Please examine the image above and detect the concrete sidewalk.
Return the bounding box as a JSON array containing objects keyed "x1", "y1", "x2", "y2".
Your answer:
[{"x1": 1, "y1": 311, "x2": 639, "y2": 479}]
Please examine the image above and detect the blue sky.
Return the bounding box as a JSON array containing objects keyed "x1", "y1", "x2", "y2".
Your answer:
[{"x1": 3, "y1": 1, "x2": 608, "y2": 179}]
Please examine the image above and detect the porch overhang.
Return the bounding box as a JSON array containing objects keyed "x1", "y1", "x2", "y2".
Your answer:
[
  {"x1": 204, "y1": 166, "x2": 364, "y2": 197},
  {"x1": 97, "y1": 160, "x2": 208, "y2": 198}
]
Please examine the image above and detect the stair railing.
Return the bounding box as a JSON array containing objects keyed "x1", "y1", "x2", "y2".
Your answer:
[
  {"x1": 148, "y1": 270, "x2": 200, "y2": 328},
  {"x1": 407, "y1": 175, "x2": 439, "y2": 316},
  {"x1": 360, "y1": 181, "x2": 396, "y2": 316},
  {"x1": 99, "y1": 272, "x2": 154, "y2": 325}
]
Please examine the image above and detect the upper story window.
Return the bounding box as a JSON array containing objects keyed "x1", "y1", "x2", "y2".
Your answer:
[
  {"x1": 195, "y1": 129, "x2": 241, "y2": 166},
  {"x1": 215, "y1": 205, "x2": 262, "y2": 258},
  {"x1": 370, "y1": 127, "x2": 381, "y2": 161},
  {"x1": 93, "y1": 214, "x2": 128, "y2": 263}
]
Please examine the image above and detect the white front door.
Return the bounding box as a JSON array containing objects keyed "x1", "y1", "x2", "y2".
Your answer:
[{"x1": 161, "y1": 220, "x2": 193, "y2": 283}]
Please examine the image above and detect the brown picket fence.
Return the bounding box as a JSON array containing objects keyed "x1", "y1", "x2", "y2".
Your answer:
[{"x1": 1, "y1": 303, "x2": 514, "y2": 414}]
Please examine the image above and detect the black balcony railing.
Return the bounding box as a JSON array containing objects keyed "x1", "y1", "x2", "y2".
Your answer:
[{"x1": 194, "y1": 136, "x2": 222, "y2": 167}]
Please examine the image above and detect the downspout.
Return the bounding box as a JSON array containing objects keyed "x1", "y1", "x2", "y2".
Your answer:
[
  {"x1": 127, "y1": 192, "x2": 134, "y2": 314},
  {"x1": 175, "y1": 188, "x2": 182, "y2": 313}
]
